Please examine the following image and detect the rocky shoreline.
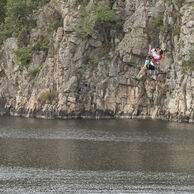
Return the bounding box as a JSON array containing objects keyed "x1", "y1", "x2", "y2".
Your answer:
[{"x1": 0, "y1": 107, "x2": 192, "y2": 123}]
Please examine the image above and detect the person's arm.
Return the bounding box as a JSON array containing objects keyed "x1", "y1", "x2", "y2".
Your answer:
[{"x1": 148, "y1": 44, "x2": 151, "y2": 55}]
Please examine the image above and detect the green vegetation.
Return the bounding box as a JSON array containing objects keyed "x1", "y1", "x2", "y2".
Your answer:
[
  {"x1": 159, "y1": 23, "x2": 173, "y2": 35},
  {"x1": 50, "y1": 0, "x2": 58, "y2": 5},
  {"x1": 0, "y1": 0, "x2": 36, "y2": 45},
  {"x1": 13, "y1": 37, "x2": 49, "y2": 71},
  {"x1": 71, "y1": 0, "x2": 89, "y2": 8},
  {"x1": 0, "y1": 0, "x2": 6, "y2": 24},
  {"x1": 76, "y1": 2, "x2": 123, "y2": 40},
  {"x1": 149, "y1": 15, "x2": 181, "y2": 36},
  {"x1": 0, "y1": 0, "x2": 51, "y2": 46},
  {"x1": 13, "y1": 9, "x2": 63, "y2": 71},
  {"x1": 39, "y1": 91, "x2": 56, "y2": 104},
  {"x1": 13, "y1": 38, "x2": 49, "y2": 71},
  {"x1": 182, "y1": 51, "x2": 194, "y2": 75},
  {"x1": 149, "y1": 15, "x2": 172, "y2": 35},
  {"x1": 89, "y1": 56, "x2": 100, "y2": 66},
  {"x1": 13, "y1": 45, "x2": 34, "y2": 71},
  {"x1": 149, "y1": 15, "x2": 163, "y2": 33},
  {"x1": 172, "y1": 26, "x2": 181, "y2": 36},
  {"x1": 13, "y1": 37, "x2": 50, "y2": 71},
  {"x1": 37, "y1": 0, "x2": 50, "y2": 7},
  {"x1": 46, "y1": 14, "x2": 63, "y2": 34}
]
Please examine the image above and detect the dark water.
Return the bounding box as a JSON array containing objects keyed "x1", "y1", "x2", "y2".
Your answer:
[{"x1": 0, "y1": 117, "x2": 194, "y2": 193}]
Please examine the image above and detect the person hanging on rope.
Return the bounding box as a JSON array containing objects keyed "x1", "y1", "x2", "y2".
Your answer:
[
  {"x1": 135, "y1": 43, "x2": 163, "y2": 80},
  {"x1": 135, "y1": 0, "x2": 163, "y2": 81}
]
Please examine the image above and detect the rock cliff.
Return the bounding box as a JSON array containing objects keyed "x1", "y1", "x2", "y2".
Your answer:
[{"x1": 0, "y1": 0, "x2": 193, "y2": 122}]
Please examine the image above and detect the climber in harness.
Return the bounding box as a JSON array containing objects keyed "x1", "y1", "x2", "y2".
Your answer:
[
  {"x1": 135, "y1": 43, "x2": 163, "y2": 80},
  {"x1": 135, "y1": 0, "x2": 163, "y2": 81}
]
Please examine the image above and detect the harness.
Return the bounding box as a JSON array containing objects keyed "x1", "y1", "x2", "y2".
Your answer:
[
  {"x1": 151, "y1": 55, "x2": 163, "y2": 63},
  {"x1": 146, "y1": 54, "x2": 162, "y2": 81}
]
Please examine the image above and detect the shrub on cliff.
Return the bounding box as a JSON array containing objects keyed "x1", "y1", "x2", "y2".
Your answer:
[
  {"x1": 182, "y1": 51, "x2": 194, "y2": 75},
  {"x1": 0, "y1": 0, "x2": 36, "y2": 45},
  {"x1": 13, "y1": 38, "x2": 49, "y2": 71},
  {"x1": 39, "y1": 91, "x2": 56, "y2": 104},
  {"x1": 149, "y1": 15, "x2": 163, "y2": 34},
  {"x1": 149, "y1": 15, "x2": 175, "y2": 36},
  {"x1": 0, "y1": 0, "x2": 6, "y2": 25},
  {"x1": 71, "y1": 0, "x2": 89, "y2": 8},
  {"x1": 159, "y1": 23, "x2": 173, "y2": 35},
  {"x1": 76, "y1": 2, "x2": 123, "y2": 41},
  {"x1": 13, "y1": 45, "x2": 34, "y2": 71},
  {"x1": 0, "y1": 0, "x2": 50, "y2": 46},
  {"x1": 13, "y1": 9, "x2": 63, "y2": 71}
]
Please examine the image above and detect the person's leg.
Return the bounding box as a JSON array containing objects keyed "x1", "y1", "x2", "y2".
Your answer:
[
  {"x1": 136, "y1": 56, "x2": 150, "y2": 79},
  {"x1": 137, "y1": 66, "x2": 147, "y2": 77},
  {"x1": 136, "y1": 66, "x2": 147, "y2": 79},
  {"x1": 152, "y1": 70, "x2": 156, "y2": 80}
]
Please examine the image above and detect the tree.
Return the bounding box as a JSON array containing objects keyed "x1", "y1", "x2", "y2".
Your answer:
[
  {"x1": 0, "y1": 0, "x2": 7, "y2": 24},
  {"x1": 0, "y1": 0, "x2": 37, "y2": 45}
]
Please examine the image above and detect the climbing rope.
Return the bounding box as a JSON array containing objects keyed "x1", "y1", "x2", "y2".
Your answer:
[
  {"x1": 136, "y1": 0, "x2": 160, "y2": 83},
  {"x1": 143, "y1": 0, "x2": 159, "y2": 84},
  {"x1": 144, "y1": 0, "x2": 159, "y2": 83},
  {"x1": 143, "y1": 0, "x2": 151, "y2": 44}
]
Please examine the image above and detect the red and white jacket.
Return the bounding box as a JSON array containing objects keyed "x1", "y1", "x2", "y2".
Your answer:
[{"x1": 150, "y1": 48, "x2": 162, "y2": 66}]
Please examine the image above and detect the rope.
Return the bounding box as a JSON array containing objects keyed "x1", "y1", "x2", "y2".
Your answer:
[
  {"x1": 143, "y1": 0, "x2": 159, "y2": 83},
  {"x1": 154, "y1": 65, "x2": 158, "y2": 81},
  {"x1": 143, "y1": 0, "x2": 151, "y2": 44}
]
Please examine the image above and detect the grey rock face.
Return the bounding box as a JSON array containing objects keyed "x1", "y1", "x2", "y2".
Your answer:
[{"x1": 0, "y1": 0, "x2": 193, "y2": 122}]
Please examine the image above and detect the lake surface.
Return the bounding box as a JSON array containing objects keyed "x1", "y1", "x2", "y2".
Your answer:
[{"x1": 0, "y1": 117, "x2": 194, "y2": 193}]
